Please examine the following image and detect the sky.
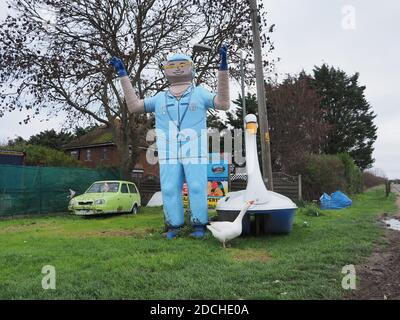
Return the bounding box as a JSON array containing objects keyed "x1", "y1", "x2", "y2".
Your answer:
[{"x1": 0, "y1": 0, "x2": 399, "y2": 178}]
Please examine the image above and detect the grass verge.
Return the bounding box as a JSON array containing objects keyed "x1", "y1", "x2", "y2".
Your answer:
[{"x1": 0, "y1": 187, "x2": 396, "y2": 299}]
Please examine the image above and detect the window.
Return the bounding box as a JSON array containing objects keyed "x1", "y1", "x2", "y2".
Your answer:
[
  {"x1": 86, "y1": 182, "x2": 119, "y2": 193},
  {"x1": 101, "y1": 148, "x2": 108, "y2": 160},
  {"x1": 128, "y1": 184, "x2": 138, "y2": 194},
  {"x1": 131, "y1": 169, "x2": 144, "y2": 182},
  {"x1": 121, "y1": 183, "x2": 129, "y2": 194},
  {"x1": 70, "y1": 150, "x2": 79, "y2": 160},
  {"x1": 85, "y1": 149, "x2": 92, "y2": 161}
]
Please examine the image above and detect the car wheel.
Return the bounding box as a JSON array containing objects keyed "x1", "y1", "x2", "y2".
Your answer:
[{"x1": 131, "y1": 204, "x2": 138, "y2": 215}]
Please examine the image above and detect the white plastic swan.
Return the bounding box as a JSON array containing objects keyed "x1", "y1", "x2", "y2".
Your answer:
[{"x1": 207, "y1": 200, "x2": 255, "y2": 248}]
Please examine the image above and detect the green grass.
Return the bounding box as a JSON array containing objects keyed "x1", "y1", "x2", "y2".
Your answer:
[{"x1": 0, "y1": 187, "x2": 397, "y2": 300}]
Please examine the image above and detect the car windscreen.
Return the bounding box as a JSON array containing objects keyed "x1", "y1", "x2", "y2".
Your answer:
[{"x1": 86, "y1": 182, "x2": 119, "y2": 193}]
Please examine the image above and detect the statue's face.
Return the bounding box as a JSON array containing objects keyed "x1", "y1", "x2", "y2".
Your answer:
[{"x1": 163, "y1": 60, "x2": 193, "y2": 84}]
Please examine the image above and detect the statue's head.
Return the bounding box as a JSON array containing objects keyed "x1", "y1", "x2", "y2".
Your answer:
[{"x1": 163, "y1": 53, "x2": 194, "y2": 84}]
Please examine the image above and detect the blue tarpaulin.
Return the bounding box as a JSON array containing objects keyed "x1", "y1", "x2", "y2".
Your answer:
[{"x1": 320, "y1": 190, "x2": 352, "y2": 210}]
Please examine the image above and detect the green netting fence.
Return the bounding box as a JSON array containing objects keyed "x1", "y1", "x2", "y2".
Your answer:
[{"x1": 0, "y1": 165, "x2": 121, "y2": 216}]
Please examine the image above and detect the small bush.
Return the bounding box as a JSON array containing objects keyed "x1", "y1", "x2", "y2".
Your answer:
[{"x1": 302, "y1": 203, "x2": 323, "y2": 217}]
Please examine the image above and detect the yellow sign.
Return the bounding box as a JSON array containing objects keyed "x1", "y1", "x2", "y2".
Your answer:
[
  {"x1": 265, "y1": 131, "x2": 270, "y2": 143},
  {"x1": 182, "y1": 181, "x2": 229, "y2": 209}
]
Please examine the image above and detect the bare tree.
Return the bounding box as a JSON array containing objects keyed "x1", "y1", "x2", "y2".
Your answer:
[
  {"x1": 224, "y1": 74, "x2": 328, "y2": 173},
  {"x1": 0, "y1": 0, "x2": 274, "y2": 178},
  {"x1": 266, "y1": 75, "x2": 329, "y2": 173}
]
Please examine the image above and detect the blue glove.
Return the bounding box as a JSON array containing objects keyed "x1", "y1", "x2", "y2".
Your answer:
[
  {"x1": 219, "y1": 44, "x2": 228, "y2": 71},
  {"x1": 109, "y1": 56, "x2": 127, "y2": 77}
]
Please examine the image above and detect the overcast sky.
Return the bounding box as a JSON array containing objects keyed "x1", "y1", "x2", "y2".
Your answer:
[{"x1": 0, "y1": 0, "x2": 399, "y2": 178}]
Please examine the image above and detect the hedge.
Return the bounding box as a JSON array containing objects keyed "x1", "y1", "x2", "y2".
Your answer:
[{"x1": 297, "y1": 153, "x2": 362, "y2": 201}]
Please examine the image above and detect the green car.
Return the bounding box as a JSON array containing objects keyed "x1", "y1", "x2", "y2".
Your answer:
[{"x1": 68, "y1": 180, "x2": 141, "y2": 216}]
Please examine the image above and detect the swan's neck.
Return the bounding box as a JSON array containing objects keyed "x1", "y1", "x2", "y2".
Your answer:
[
  {"x1": 244, "y1": 131, "x2": 270, "y2": 203},
  {"x1": 245, "y1": 132, "x2": 266, "y2": 189}
]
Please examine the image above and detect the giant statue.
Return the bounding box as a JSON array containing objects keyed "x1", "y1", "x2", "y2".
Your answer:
[{"x1": 110, "y1": 45, "x2": 230, "y2": 239}]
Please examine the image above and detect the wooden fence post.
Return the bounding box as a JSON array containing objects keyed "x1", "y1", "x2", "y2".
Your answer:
[
  {"x1": 385, "y1": 180, "x2": 391, "y2": 197},
  {"x1": 298, "y1": 174, "x2": 302, "y2": 201}
]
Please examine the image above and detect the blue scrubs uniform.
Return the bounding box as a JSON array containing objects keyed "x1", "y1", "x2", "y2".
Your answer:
[{"x1": 144, "y1": 85, "x2": 216, "y2": 228}]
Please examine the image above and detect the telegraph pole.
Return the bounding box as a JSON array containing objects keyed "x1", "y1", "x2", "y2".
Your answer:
[
  {"x1": 240, "y1": 51, "x2": 247, "y2": 125},
  {"x1": 249, "y1": 0, "x2": 273, "y2": 190}
]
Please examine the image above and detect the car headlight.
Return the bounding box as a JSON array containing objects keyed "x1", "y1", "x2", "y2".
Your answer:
[
  {"x1": 69, "y1": 199, "x2": 76, "y2": 206},
  {"x1": 94, "y1": 199, "x2": 105, "y2": 205}
]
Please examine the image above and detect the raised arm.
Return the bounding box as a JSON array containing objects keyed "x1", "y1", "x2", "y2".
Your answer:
[
  {"x1": 110, "y1": 57, "x2": 145, "y2": 113},
  {"x1": 214, "y1": 45, "x2": 230, "y2": 111}
]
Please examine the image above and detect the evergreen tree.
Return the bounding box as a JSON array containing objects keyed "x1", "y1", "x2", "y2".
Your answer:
[
  {"x1": 73, "y1": 125, "x2": 100, "y2": 139},
  {"x1": 28, "y1": 130, "x2": 74, "y2": 150},
  {"x1": 311, "y1": 64, "x2": 377, "y2": 169},
  {"x1": 226, "y1": 93, "x2": 260, "y2": 129}
]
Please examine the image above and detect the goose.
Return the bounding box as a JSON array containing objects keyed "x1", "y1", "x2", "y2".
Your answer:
[{"x1": 207, "y1": 200, "x2": 255, "y2": 248}]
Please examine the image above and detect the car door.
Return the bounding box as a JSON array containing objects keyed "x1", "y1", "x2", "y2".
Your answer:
[
  {"x1": 128, "y1": 183, "x2": 139, "y2": 208},
  {"x1": 120, "y1": 183, "x2": 131, "y2": 212},
  {"x1": 105, "y1": 182, "x2": 121, "y2": 213}
]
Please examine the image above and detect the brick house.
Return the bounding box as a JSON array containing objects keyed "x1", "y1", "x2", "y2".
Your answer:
[{"x1": 63, "y1": 126, "x2": 159, "y2": 181}]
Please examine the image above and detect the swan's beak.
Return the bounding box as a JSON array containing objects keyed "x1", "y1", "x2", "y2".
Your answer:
[{"x1": 246, "y1": 122, "x2": 258, "y2": 135}]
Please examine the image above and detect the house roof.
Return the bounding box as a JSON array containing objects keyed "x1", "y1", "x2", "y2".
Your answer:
[
  {"x1": 63, "y1": 126, "x2": 115, "y2": 150},
  {"x1": 0, "y1": 149, "x2": 25, "y2": 156}
]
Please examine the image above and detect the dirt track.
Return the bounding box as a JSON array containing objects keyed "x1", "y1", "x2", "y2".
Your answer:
[{"x1": 347, "y1": 188, "x2": 400, "y2": 300}]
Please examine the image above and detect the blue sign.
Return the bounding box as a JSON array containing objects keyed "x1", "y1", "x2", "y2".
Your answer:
[{"x1": 207, "y1": 153, "x2": 229, "y2": 181}]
